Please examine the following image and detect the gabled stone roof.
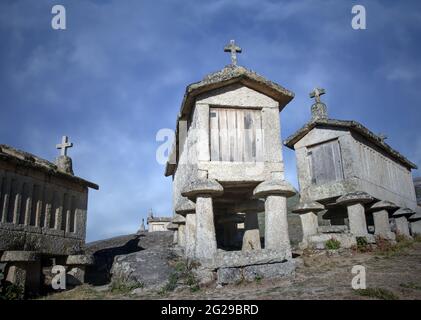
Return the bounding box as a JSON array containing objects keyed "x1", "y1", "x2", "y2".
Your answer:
[
  {"x1": 165, "y1": 64, "x2": 294, "y2": 177},
  {"x1": 178, "y1": 64, "x2": 294, "y2": 119},
  {"x1": 0, "y1": 144, "x2": 99, "y2": 189},
  {"x1": 283, "y1": 118, "x2": 417, "y2": 170}
]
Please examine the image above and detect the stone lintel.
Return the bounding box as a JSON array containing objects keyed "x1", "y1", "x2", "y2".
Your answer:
[
  {"x1": 181, "y1": 179, "x2": 223, "y2": 201},
  {"x1": 336, "y1": 191, "x2": 373, "y2": 206},
  {"x1": 253, "y1": 179, "x2": 296, "y2": 198},
  {"x1": 292, "y1": 201, "x2": 325, "y2": 214},
  {"x1": 66, "y1": 254, "x2": 94, "y2": 266},
  {"x1": 1, "y1": 251, "x2": 39, "y2": 262}
]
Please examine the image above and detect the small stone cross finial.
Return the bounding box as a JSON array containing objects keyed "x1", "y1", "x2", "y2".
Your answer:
[
  {"x1": 310, "y1": 88, "x2": 326, "y2": 103},
  {"x1": 224, "y1": 40, "x2": 242, "y2": 65},
  {"x1": 56, "y1": 136, "x2": 73, "y2": 156}
]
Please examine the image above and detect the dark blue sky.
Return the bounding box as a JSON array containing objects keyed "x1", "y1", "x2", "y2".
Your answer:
[{"x1": 1, "y1": 0, "x2": 420, "y2": 241}]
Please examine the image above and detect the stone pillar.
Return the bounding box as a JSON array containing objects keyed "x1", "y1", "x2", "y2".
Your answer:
[
  {"x1": 336, "y1": 192, "x2": 373, "y2": 237},
  {"x1": 395, "y1": 216, "x2": 410, "y2": 237},
  {"x1": 174, "y1": 198, "x2": 196, "y2": 252},
  {"x1": 392, "y1": 208, "x2": 415, "y2": 238},
  {"x1": 195, "y1": 196, "x2": 217, "y2": 260},
  {"x1": 409, "y1": 213, "x2": 421, "y2": 236},
  {"x1": 172, "y1": 214, "x2": 187, "y2": 248},
  {"x1": 265, "y1": 195, "x2": 289, "y2": 250},
  {"x1": 181, "y1": 178, "x2": 223, "y2": 264},
  {"x1": 368, "y1": 200, "x2": 398, "y2": 240},
  {"x1": 253, "y1": 179, "x2": 296, "y2": 255},
  {"x1": 373, "y1": 210, "x2": 394, "y2": 239},
  {"x1": 242, "y1": 212, "x2": 261, "y2": 251},
  {"x1": 173, "y1": 229, "x2": 178, "y2": 244},
  {"x1": 292, "y1": 201, "x2": 325, "y2": 249},
  {"x1": 178, "y1": 224, "x2": 186, "y2": 247},
  {"x1": 347, "y1": 203, "x2": 369, "y2": 237},
  {"x1": 185, "y1": 213, "x2": 197, "y2": 259}
]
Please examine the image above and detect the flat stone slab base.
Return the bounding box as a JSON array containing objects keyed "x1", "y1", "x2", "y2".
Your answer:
[
  {"x1": 216, "y1": 260, "x2": 295, "y2": 285},
  {"x1": 304, "y1": 233, "x2": 376, "y2": 250}
]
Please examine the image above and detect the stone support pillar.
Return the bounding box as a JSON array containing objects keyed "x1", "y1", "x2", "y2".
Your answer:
[
  {"x1": 242, "y1": 212, "x2": 261, "y2": 251},
  {"x1": 336, "y1": 192, "x2": 373, "y2": 238},
  {"x1": 347, "y1": 203, "x2": 369, "y2": 237},
  {"x1": 373, "y1": 210, "x2": 394, "y2": 239},
  {"x1": 367, "y1": 200, "x2": 398, "y2": 240},
  {"x1": 392, "y1": 208, "x2": 415, "y2": 238},
  {"x1": 395, "y1": 216, "x2": 410, "y2": 237},
  {"x1": 253, "y1": 179, "x2": 296, "y2": 255},
  {"x1": 181, "y1": 178, "x2": 223, "y2": 264},
  {"x1": 292, "y1": 201, "x2": 325, "y2": 249},
  {"x1": 195, "y1": 196, "x2": 217, "y2": 260},
  {"x1": 184, "y1": 213, "x2": 197, "y2": 259},
  {"x1": 178, "y1": 224, "x2": 186, "y2": 247}
]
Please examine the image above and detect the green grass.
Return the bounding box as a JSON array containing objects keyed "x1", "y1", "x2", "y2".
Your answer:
[
  {"x1": 110, "y1": 279, "x2": 143, "y2": 294},
  {"x1": 354, "y1": 287, "x2": 399, "y2": 300},
  {"x1": 400, "y1": 282, "x2": 421, "y2": 291},
  {"x1": 325, "y1": 238, "x2": 341, "y2": 250}
]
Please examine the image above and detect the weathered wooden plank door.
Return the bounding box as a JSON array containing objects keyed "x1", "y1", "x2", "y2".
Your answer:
[
  {"x1": 308, "y1": 140, "x2": 344, "y2": 185},
  {"x1": 210, "y1": 107, "x2": 263, "y2": 162}
]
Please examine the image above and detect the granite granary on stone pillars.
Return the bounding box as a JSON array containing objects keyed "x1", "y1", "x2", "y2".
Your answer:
[
  {"x1": 284, "y1": 89, "x2": 418, "y2": 249},
  {"x1": 0, "y1": 137, "x2": 98, "y2": 295},
  {"x1": 165, "y1": 41, "x2": 297, "y2": 284}
]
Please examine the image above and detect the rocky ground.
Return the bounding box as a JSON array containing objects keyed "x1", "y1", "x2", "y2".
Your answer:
[{"x1": 43, "y1": 235, "x2": 421, "y2": 300}]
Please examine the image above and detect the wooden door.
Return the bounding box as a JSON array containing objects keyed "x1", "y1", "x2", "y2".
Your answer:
[
  {"x1": 308, "y1": 140, "x2": 344, "y2": 185},
  {"x1": 210, "y1": 108, "x2": 263, "y2": 162}
]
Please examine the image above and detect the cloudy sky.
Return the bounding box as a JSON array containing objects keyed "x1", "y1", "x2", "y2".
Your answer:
[{"x1": 0, "y1": 0, "x2": 420, "y2": 241}]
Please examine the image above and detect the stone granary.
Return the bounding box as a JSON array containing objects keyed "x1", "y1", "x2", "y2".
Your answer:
[
  {"x1": 165, "y1": 41, "x2": 297, "y2": 283},
  {"x1": 284, "y1": 89, "x2": 419, "y2": 249},
  {"x1": 146, "y1": 209, "x2": 172, "y2": 232},
  {"x1": 0, "y1": 137, "x2": 98, "y2": 295}
]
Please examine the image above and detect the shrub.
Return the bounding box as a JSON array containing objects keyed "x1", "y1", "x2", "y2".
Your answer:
[
  {"x1": 325, "y1": 238, "x2": 341, "y2": 250},
  {"x1": 0, "y1": 283, "x2": 24, "y2": 300},
  {"x1": 354, "y1": 237, "x2": 372, "y2": 253},
  {"x1": 110, "y1": 279, "x2": 143, "y2": 294}
]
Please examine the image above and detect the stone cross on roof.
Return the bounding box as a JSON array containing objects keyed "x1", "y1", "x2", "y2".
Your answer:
[
  {"x1": 56, "y1": 136, "x2": 73, "y2": 157},
  {"x1": 310, "y1": 88, "x2": 326, "y2": 103},
  {"x1": 224, "y1": 40, "x2": 242, "y2": 66}
]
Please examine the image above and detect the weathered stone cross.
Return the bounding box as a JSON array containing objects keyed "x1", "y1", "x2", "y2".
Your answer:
[
  {"x1": 56, "y1": 135, "x2": 73, "y2": 156},
  {"x1": 310, "y1": 88, "x2": 326, "y2": 103},
  {"x1": 224, "y1": 40, "x2": 242, "y2": 65}
]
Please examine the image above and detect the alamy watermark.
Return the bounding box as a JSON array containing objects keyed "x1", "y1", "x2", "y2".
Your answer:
[
  {"x1": 51, "y1": 5, "x2": 66, "y2": 30},
  {"x1": 351, "y1": 5, "x2": 366, "y2": 30}
]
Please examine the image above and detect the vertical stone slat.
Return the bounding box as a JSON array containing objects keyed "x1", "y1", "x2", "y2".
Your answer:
[
  {"x1": 24, "y1": 181, "x2": 34, "y2": 226},
  {"x1": 12, "y1": 180, "x2": 23, "y2": 225},
  {"x1": 0, "y1": 174, "x2": 10, "y2": 223}
]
